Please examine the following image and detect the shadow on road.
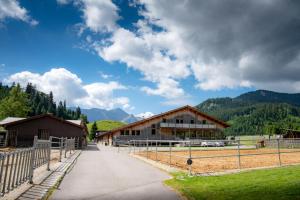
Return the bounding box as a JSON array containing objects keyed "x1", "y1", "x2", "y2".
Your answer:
[{"x1": 84, "y1": 143, "x2": 100, "y2": 151}]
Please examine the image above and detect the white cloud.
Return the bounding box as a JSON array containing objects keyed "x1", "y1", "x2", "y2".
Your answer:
[
  {"x1": 135, "y1": 0, "x2": 300, "y2": 93},
  {"x1": 56, "y1": 0, "x2": 119, "y2": 33},
  {"x1": 56, "y1": 0, "x2": 71, "y2": 5},
  {"x1": 82, "y1": 0, "x2": 119, "y2": 32},
  {"x1": 141, "y1": 78, "x2": 184, "y2": 99},
  {"x1": 0, "y1": 0, "x2": 38, "y2": 26},
  {"x1": 135, "y1": 112, "x2": 154, "y2": 119},
  {"x1": 96, "y1": 27, "x2": 190, "y2": 100},
  {"x1": 4, "y1": 68, "x2": 131, "y2": 109},
  {"x1": 83, "y1": 0, "x2": 300, "y2": 98},
  {"x1": 98, "y1": 71, "x2": 113, "y2": 79}
]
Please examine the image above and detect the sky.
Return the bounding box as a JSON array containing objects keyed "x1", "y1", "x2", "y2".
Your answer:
[{"x1": 0, "y1": 0, "x2": 300, "y2": 116}]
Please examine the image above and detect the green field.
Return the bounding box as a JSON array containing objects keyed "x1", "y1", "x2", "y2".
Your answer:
[
  {"x1": 87, "y1": 120, "x2": 125, "y2": 133},
  {"x1": 165, "y1": 165, "x2": 300, "y2": 200}
]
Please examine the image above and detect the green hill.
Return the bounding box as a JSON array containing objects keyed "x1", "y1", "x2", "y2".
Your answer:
[
  {"x1": 196, "y1": 90, "x2": 300, "y2": 136},
  {"x1": 87, "y1": 120, "x2": 126, "y2": 133}
]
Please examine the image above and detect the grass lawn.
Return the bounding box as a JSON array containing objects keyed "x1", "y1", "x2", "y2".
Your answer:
[
  {"x1": 165, "y1": 165, "x2": 300, "y2": 200},
  {"x1": 87, "y1": 120, "x2": 125, "y2": 133}
]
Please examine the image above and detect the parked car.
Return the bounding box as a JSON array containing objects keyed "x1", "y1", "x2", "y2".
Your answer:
[
  {"x1": 215, "y1": 141, "x2": 225, "y2": 147},
  {"x1": 201, "y1": 141, "x2": 225, "y2": 147}
]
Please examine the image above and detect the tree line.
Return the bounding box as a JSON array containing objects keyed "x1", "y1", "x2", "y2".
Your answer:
[
  {"x1": 0, "y1": 82, "x2": 88, "y2": 123},
  {"x1": 197, "y1": 97, "x2": 300, "y2": 136}
]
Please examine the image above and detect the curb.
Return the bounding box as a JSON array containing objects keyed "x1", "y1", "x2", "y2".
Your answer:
[{"x1": 16, "y1": 151, "x2": 81, "y2": 200}]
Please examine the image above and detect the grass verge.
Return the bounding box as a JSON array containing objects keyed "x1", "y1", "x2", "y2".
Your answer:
[{"x1": 165, "y1": 165, "x2": 300, "y2": 200}]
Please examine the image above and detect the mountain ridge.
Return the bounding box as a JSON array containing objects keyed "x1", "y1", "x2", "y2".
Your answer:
[
  {"x1": 196, "y1": 90, "x2": 300, "y2": 135},
  {"x1": 69, "y1": 107, "x2": 140, "y2": 123}
]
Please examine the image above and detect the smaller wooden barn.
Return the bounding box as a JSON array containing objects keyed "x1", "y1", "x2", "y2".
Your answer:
[
  {"x1": 0, "y1": 114, "x2": 87, "y2": 148},
  {"x1": 282, "y1": 129, "x2": 300, "y2": 138}
]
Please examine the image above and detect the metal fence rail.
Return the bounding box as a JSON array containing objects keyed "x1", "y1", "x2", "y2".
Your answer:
[
  {"x1": 129, "y1": 138, "x2": 300, "y2": 175},
  {"x1": 0, "y1": 136, "x2": 76, "y2": 197},
  {"x1": 0, "y1": 148, "x2": 33, "y2": 195}
]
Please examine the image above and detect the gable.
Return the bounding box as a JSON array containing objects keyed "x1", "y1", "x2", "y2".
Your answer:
[{"x1": 108, "y1": 105, "x2": 229, "y2": 134}]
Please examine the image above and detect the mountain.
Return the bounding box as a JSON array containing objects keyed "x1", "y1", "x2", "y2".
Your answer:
[
  {"x1": 71, "y1": 107, "x2": 140, "y2": 123},
  {"x1": 236, "y1": 90, "x2": 300, "y2": 106},
  {"x1": 196, "y1": 90, "x2": 300, "y2": 136}
]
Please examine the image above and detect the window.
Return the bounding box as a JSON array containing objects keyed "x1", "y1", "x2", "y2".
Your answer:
[
  {"x1": 203, "y1": 120, "x2": 206, "y2": 124},
  {"x1": 180, "y1": 119, "x2": 184, "y2": 124},
  {"x1": 176, "y1": 119, "x2": 180, "y2": 124},
  {"x1": 136, "y1": 130, "x2": 141, "y2": 136},
  {"x1": 162, "y1": 118, "x2": 167, "y2": 123},
  {"x1": 132, "y1": 130, "x2": 136, "y2": 136},
  {"x1": 152, "y1": 129, "x2": 156, "y2": 135},
  {"x1": 120, "y1": 130, "x2": 124, "y2": 135},
  {"x1": 125, "y1": 130, "x2": 129, "y2": 135},
  {"x1": 38, "y1": 129, "x2": 49, "y2": 139},
  {"x1": 151, "y1": 124, "x2": 156, "y2": 128},
  {"x1": 190, "y1": 120, "x2": 194, "y2": 124}
]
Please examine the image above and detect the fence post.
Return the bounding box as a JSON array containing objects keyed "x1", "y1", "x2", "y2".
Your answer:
[
  {"x1": 188, "y1": 140, "x2": 192, "y2": 176},
  {"x1": 47, "y1": 136, "x2": 52, "y2": 171},
  {"x1": 169, "y1": 141, "x2": 172, "y2": 167},
  {"x1": 7, "y1": 152, "x2": 15, "y2": 191},
  {"x1": 128, "y1": 141, "x2": 131, "y2": 153},
  {"x1": 64, "y1": 138, "x2": 67, "y2": 158},
  {"x1": 146, "y1": 140, "x2": 149, "y2": 159},
  {"x1": 133, "y1": 140, "x2": 135, "y2": 153},
  {"x1": 29, "y1": 136, "x2": 37, "y2": 184},
  {"x1": 277, "y1": 138, "x2": 282, "y2": 166},
  {"x1": 237, "y1": 139, "x2": 241, "y2": 169},
  {"x1": 2, "y1": 153, "x2": 10, "y2": 194},
  {"x1": 69, "y1": 138, "x2": 72, "y2": 155},
  {"x1": 59, "y1": 137, "x2": 62, "y2": 162},
  {"x1": 156, "y1": 140, "x2": 158, "y2": 161}
]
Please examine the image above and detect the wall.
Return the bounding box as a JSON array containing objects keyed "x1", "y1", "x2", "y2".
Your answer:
[
  {"x1": 5, "y1": 116, "x2": 86, "y2": 147},
  {"x1": 108, "y1": 109, "x2": 226, "y2": 143}
]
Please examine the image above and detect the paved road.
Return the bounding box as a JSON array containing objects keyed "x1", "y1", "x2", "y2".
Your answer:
[{"x1": 50, "y1": 144, "x2": 180, "y2": 200}]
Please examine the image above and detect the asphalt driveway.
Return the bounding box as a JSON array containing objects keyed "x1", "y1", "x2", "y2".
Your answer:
[{"x1": 50, "y1": 144, "x2": 180, "y2": 200}]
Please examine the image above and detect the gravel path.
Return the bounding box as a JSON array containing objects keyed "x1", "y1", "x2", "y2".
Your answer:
[{"x1": 50, "y1": 144, "x2": 180, "y2": 200}]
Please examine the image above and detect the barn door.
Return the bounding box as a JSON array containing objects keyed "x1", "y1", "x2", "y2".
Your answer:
[{"x1": 38, "y1": 129, "x2": 50, "y2": 140}]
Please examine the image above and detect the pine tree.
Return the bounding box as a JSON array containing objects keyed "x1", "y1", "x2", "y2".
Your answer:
[
  {"x1": 89, "y1": 121, "x2": 97, "y2": 141},
  {"x1": 80, "y1": 114, "x2": 88, "y2": 124},
  {"x1": 75, "y1": 106, "x2": 81, "y2": 119},
  {"x1": 57, "y1": 101, "x2": 64, "y2": 118}
]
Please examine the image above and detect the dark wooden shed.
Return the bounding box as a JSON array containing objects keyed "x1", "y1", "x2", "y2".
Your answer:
[
  {"x1": 282, "y1": 129, "x2": 300, "y2": 138},
  {"x1": 0, "y1": 114, "x2": 87, "y2": 148}
]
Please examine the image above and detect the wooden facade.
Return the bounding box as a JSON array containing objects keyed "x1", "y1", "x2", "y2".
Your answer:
[
  {"x1": 97, "y1": 105, "x2": 229, "y2": 145},
  {"x1": 0, "y1": 114, "x2": 87, "y2": 148}
]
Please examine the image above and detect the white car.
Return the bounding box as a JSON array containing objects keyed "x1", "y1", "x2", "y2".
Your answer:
[
  {"x1": 215, "y1": 141, "x2": 225, "y2": 147},
  {"x1": 201, "y1": 141, "x2": 225, "y2": 147}
]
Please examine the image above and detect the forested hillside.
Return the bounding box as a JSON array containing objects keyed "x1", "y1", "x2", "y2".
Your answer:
[
  {"x1": 196, "y1": 90, "x2": 300, "y2": 135},
  {"x1": 0, "y1": 82, "x2": 87, "y2": 122}
]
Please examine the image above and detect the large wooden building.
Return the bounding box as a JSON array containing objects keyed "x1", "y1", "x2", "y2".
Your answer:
[
  {"x1": 0, "y1": 114, "x2": 87, "y2": 148},
  {"x1": 97, "y1": 105, "x2": 229, "y2": 145}
]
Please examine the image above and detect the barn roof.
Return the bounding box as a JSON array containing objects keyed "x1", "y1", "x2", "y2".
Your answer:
[
  {"x1": 0, "y1": 117, "x2": 25, "y2": 125},
  {"x1": 0, "y1": 114, "x2": 85, "y2": 129},
  {"x1": 103, "y1": 105, "x2": 229, "y2": 135},
  {"x1": 66, "y1": 120, "x2": 82, "y2": 126}
]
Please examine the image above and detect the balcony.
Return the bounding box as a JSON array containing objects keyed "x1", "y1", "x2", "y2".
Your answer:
[{"x1": 160, "y1": 123, "x2": 216, "y2": 129}]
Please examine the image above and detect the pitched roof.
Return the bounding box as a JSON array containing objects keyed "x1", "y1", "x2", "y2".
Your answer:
[
  {"x1": 0, "y1": 117, "x2": 25, "y2": 125},
  {"x1": 0, "y1": 114, "x2": 84, "y2": 129},
  {"x1": 105, "y1": 105, "x2": 229, "y2": 135},
  {"x1": 66, "y1": 120, "x2": 82, "y2": 126}
]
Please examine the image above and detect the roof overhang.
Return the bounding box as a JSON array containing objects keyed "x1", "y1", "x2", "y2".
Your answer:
[{"x1": 102, "y1": 105, "x2": 229, "y2": 137}]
